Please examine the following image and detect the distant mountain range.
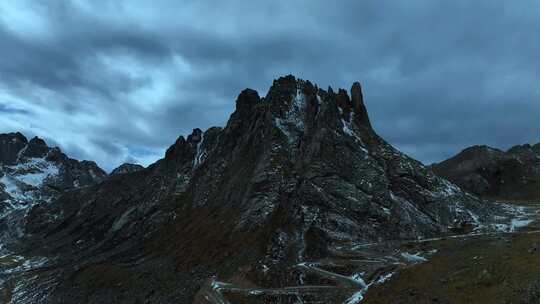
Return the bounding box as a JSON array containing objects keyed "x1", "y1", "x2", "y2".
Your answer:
[
  {"x1": 0, "y1": 133, "x2": 143, "y2": 254},
  {"x1": 433, "y1": 143, "x2": 540, "y2": 202},
  {"x1": 0, "y1": 76, "x2": 524, "y2": 303}
]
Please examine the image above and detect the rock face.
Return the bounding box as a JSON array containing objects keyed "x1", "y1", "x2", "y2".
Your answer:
[
  {"x1": 1, "y1": 76, "x2": 496, "y2": 303},
  {"x1": 433, "y1": 144, "x2": 540, "y2": 201},
  {"x1": 0, "y1": 133, "x2": 107, "y2": 254}
]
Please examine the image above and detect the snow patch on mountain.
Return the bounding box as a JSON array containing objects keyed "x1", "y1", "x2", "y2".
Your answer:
[
  {"x1": 11, "y1": 157, "x2": 59, "y2": 187},
  {"x1": 193, "y1": 132, "x2": 207, "y2": 169},
  {"x1": 1, "y1": 156, "x2": 59, "y2": 204},
  {"x1": 341, "y1": 113, "x2": 369, "y2": 153},
  {"x1": 274, "y1": 87, "x2": 307, "y2": 142}
]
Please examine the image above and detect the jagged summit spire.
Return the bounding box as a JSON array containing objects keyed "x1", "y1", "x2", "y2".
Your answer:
[
  {"x1": 226, "y1": 75, "x2": 375, "y2": 140},
  {"x1": 0, "y1": 132, "x2": 28, "y2": 143},
  {"x1": 0, "y1": 132, "x2": 51, "y2": 164},
  {"x1": 0, "y1": 132, "x2": 29, "y2": 165},
  {"x1": 234, "y1": 88, "x2": 260, "y2": 116},
  {"x1": 231, "y1": 75, "x2": 371, "y2": 122},
  {"x1": 169, "y1": 75, "x2": 377, "y2": 165},
  {"x1": 271, "y1": 75, "x2": 372, "y2": 128},
  {"x1": 273, "y1": 74, "x2": 297, "y2": 84},
  {"x1": 350, "y1": 81, "x2": 371, "y2": 128},
  {"x1": 25, "y1": 136, "x2": 50, "y2": 158},
  {"x1": 29, "y1": 136, "x2": 47, "y2": 146}
]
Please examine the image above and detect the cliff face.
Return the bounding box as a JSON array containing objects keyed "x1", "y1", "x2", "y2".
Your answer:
[
  {"x1": 1, "y1": 76, "x2": 499, "y2": 303},
  {"x1": 433, "y1": 143, "x2": 540, "y2": 201}
]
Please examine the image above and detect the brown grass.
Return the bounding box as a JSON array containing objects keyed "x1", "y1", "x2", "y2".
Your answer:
[{"x1": 364, "y1": 231, "x2": 540, "y2": 304}]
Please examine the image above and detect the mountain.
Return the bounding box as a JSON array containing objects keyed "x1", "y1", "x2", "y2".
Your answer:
[
  {"x1": 1, "y1": 76, "x2": 508, "y2": 304},
  {"x1": 0, "y1": 133, "x2": 107, "y2": 201},
  {"x1": 432, "y1": 143, "x2": 540, "y2": 201},
  {"x1": 0, "y1": 133, "x2": 107, "y2": 254},
  {"x1": 110, "y1": 163, "x2": 144, "y2": 176}
]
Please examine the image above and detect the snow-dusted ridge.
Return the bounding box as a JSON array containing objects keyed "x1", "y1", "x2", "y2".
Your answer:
[
  {"x1": 0, "y1": 133, "x2": 108, "y2": 257},
  {"x1": 1, "y1": 155, "x2": 60, "y2": 204}
]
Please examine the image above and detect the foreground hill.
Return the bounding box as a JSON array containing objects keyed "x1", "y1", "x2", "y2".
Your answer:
[
  {"x1": 432, "y1": 144, "x2": 540, "y2": 201},
  {"x1": 1, "y1": 76, "x2": 508, "y2": 303}
]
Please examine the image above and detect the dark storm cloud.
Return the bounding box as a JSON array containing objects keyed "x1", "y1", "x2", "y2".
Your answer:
[{"x1": 0, "y1": 0, "x2": 539, "y2": 170}]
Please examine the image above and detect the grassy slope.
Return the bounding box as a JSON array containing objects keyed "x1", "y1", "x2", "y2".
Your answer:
[{"x1": 365, "y1": 220, "x2": 540, "y2": 304}]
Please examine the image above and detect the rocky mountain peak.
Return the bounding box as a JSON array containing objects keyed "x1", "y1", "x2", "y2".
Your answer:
[
  {"x1": 0, "y1": 76, "x2": 511, "y2": 304},
  {"x1": 507, "y1": 143, "x2": 534, "y2": 155},
  {"x1": 187, "y1": 128, "x2": 203, "y2": 144},
  {"x1": 350, "y1": 81, "x2": 362, "y2": 102},
  {"x1": 351, "y1": 81, "x2": 372, "y2": 128},
  {"x1": 154, "y1": 76, "x2": 494, "y2": 240},
  {"x1": 234, "y1": 88, "x2": 261, "y2": 116},
  {"x1": 0, "y1": 132, "x2": 107, "y2": 203},
  {"x1": 164, "y1": 135, "x2": 187, "y2": 160},
  {"x1": 270, "y1": 74, "x2": 300, "y2": 93},
  {"x1": 457, "y1": 145, "x2": 503, "y2": 160},
  {"x1": 265, "y1": 75, "x2": 316, "y2": 116},
  {"x1": 24, "y1": 136, "x2": 50, "y2": 158},
  {"x1": 0, "y1": 132, "x2": 27, "y2": 143},
  {"x1": 261, "y1": 76, "x2": 373, "y2": 135},
  {"x1": 0, "y1": 131, "x2": 110, "y2": 265},
  {"x1": 110, "y1": 163, "x2": 144, "y2": 176},
  {"x1": 434, "y1": 142, "x2": 540, "y2": 200},
  {"x1": 163, "y1": 128, "x2": 209, "y2": 170},
  {"x1": 28, "y1": 136, "x2": 46, "y2": 146},
  {"x1": 0, "y1": 132, "x2": 29, "y2": 165}
]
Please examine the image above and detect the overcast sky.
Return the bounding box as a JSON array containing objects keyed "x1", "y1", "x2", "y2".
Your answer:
[{"x1": 1, "y1": 1, "x2": 539, "y2": 171}]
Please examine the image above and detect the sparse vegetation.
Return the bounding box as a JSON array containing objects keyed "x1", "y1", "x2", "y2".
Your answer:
[{"x1": 365, "y1": 220, "x2": 540, "y2": 304}]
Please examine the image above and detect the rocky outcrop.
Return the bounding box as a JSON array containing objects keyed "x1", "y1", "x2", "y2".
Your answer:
[
  {"x1": 1, "y1": 76, "x2": 500, "y2": 303},
  {"x1": 433, "y1": 143, "x2": 540, "y2": 201}
]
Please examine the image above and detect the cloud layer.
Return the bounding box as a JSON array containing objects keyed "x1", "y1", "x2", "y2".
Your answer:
[{"x1": 1, "y1": 1, "x2": 539, "y2": 170}]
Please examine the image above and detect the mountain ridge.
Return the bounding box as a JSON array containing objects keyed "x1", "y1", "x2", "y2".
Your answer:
[
  {"x1": 0, "y1": 132, "x2": 110, "y2": 256},
  {"x1": 433, "y1": 142, "x2": 540, "y2": 201},
  {"x1": 0, "y1": 75, "x2": 509, "y2": 304}
]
